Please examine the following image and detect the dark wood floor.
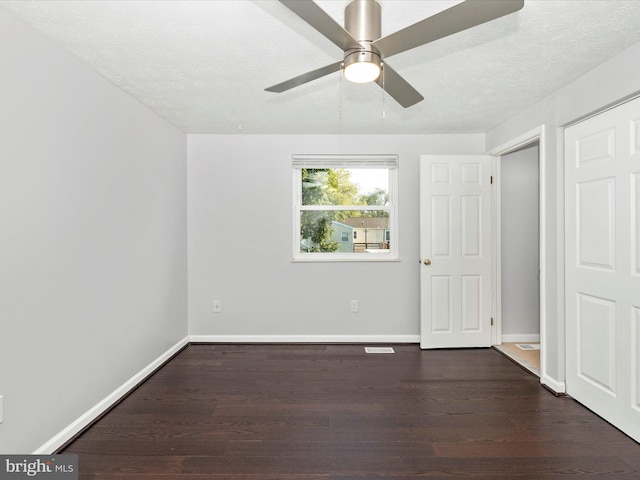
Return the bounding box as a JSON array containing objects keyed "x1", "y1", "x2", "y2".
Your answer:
[{"x1": 62, "y1": 344, "x2": 640, "y2": 479}]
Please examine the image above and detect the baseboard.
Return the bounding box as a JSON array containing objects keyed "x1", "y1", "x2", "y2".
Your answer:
[
  {"x1": 501, "y1": 334, "x2": 541, "y2": 343},
  {"x1": 188, "y1": 334, "x2": 421, "y2": 344},
  {"x1": 33, "y1": 336, "x2": 190, "y2": 454},
  {"x1": 541, "y1": 374, "x2": 566, "y2": 395}
]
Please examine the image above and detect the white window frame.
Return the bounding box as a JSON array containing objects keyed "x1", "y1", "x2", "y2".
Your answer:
[{"x1": 292, "y1": 154, "x2": 399, "y2": 262}]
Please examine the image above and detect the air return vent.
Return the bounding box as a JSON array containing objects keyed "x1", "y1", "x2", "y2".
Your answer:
[{"x1": 365, "y1": 347, "x2": 395, "y2": 354}]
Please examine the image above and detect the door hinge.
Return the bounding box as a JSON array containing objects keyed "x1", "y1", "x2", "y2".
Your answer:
[
  {"x1": 491, "y1": 317, "x2": 494, "y2": 326},
  {"x1": 490, "y1": 175, "x2": 493, "y2": 184}
]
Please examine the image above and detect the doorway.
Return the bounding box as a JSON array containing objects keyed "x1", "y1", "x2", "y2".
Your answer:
[
  {"x1": 488, "y1": 126, "x2": 547, "y2": 382},
  {"x1": 495, "y1": 143, "x2": 541, "y2": 375}
]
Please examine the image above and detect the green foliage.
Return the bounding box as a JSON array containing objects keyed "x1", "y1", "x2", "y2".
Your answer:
[
  {"x1": 300, "y1": 169, "x2": 339, "y2": 252},
  {"x1": 360, "y1": 188, "x2": 389, "y2": 216},
  {"x1": 300, "y1": 168, "x2": 388, "y2": 252},
  {"x1": 301, "y1": 212, "x2": 338, "y2": 252}
]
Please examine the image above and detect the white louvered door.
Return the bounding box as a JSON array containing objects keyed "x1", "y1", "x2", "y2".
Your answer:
[
  {"x1": 420, "y1": 155, "x2": 493, "y2": 349},
  {"x1": 565, "y1": 97, "x2": 640, "y2": 442}
]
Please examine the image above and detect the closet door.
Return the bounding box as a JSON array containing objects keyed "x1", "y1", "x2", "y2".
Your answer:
[{"x1": 565, "y1": 96, "x2": 640, "y2": 442}]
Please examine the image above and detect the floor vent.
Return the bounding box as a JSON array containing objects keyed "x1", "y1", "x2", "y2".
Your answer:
[
  {"x1": 516, "y1": 343, "x2": 540, "y2": 350},
  {"x1": 365, "y1": 347, "x2": 395, "y2": 354}
]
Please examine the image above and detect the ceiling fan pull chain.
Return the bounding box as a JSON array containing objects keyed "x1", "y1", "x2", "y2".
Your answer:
[
  {"x1": 340, "y1": 62, "x2": 344, "y2": 120},
  {"x1": 381, "y1": 62, "x2": 386, "y2": 120}
]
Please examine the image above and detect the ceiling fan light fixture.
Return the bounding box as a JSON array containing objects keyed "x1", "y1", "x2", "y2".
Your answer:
[
  {"x1": 267, "y1": 0, "x2": 524, "y2": 107},
  {"x1": 343, "y1": 49, "x2": 381, "y2": 83}
]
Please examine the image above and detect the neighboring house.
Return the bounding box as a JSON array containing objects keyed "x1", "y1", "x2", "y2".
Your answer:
[
  {"x1": 330, "y1": 221, "x2": 354, "y2": 253},
  {"x1": 300, "y1": 221, "x2": 354, "y2": 253},
  {"x1": 342, "y1": 217, "x2": 390, "y2": 252}
]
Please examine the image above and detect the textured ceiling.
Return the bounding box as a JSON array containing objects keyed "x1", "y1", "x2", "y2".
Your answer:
[{"x1": 3, "y1": 0, "x2": 640, "y2": 134}]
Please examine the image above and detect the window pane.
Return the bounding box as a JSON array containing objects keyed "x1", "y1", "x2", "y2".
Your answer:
[
  {"x1": 300, "y1": 210, "x2": 390, "y2": 254},
  {"x1": 302, "y1": 168, "x2": 389, "y2": 206}
]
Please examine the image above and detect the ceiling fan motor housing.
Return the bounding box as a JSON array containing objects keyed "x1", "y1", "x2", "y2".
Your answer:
[
  {"x1": 343, "y1": 0, "x2": 383, "y2": 78},
  {"x1": 345, "y1": 0, "x2": 381, "y2": 42}
]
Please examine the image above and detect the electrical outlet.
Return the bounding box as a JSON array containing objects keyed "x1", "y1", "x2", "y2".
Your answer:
[
  {"x1": 213, "y1": 300, "x2": 222, "y2": 313},
  {"x1": 350, "y1": 300, "x2": 359, "y2": 313}
]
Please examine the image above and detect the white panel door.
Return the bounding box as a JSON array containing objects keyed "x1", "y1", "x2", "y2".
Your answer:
[
  {"x1": 420, "y1": 155, "x2": 493, "y2": 348},
  {"x1": 565, "y1": 96, "x2": 640, "y2": 442}
]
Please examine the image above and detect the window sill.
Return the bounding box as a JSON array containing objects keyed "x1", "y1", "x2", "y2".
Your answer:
[{"x1": 291, "y1": 254, "x2": 401, "y2": 263}]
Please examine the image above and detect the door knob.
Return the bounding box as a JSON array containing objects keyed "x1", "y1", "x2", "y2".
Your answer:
[{"x1": 423, "y1": 258, "x2": 431, "y2": 266}]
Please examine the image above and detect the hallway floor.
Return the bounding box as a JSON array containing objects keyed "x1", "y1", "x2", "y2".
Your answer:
[{"x1": 494, "y1": 342, "x2": 541, "y2": 377}]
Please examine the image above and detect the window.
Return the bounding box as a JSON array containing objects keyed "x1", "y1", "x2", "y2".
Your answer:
[{"x1": 293, "y1": 154, "x2": 398, "y2": 261}]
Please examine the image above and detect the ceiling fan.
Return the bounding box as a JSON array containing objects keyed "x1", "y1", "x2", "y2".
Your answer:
[{"x1": 265, "y1": 0, "x2": 524, "y2": 108}]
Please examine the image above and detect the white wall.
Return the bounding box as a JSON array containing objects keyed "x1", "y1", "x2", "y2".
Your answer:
[
  {"x1": 0, "y1": 8, "x2": 187, "y2": 453},
  {"x1": 188, "y1": 134, "x2": 485, "y2": 340},
  {"x1": 486, "y1": 40, "x2": 640, "y2": 388},
  {"x1": 500, "y1": 144, "x2": 540, "y2": 339}
]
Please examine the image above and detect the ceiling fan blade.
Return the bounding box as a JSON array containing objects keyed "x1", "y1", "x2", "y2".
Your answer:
[
  {"x1": 278, "y1": 0, "x2": 361, "y2": 52},
  {"x1": 373, "y1": 0, "x2": 524, "y2": 58},
  {"x1": 265, "y1": 61, "x2": 343, "y2": 93},
  {"x1": 376, "y1": 63, "x2": 424, "y2": 108}
]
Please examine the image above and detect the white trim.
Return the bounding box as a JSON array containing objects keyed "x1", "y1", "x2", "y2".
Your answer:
[
  {"x1": 491, "y1": 156, "x2": 502, "y2": 346},
  {"x1": 292, "y1": 166, "x2": 301, "y2": 260},
  {"x1": 562, "y1": 91, "x2": 640, "y2": 129},
  {"x1": 488, "y1": 126, "x2": 544, "y2": 156},
  {"x1": 292, "y1": 255, "x2": 400, "y2": 263},
  {"x1": 189, "y1": 335, "x2": 420, "y2": 344},
  {"x1": 301, "y1": 205, "x2": 388, "y2": 211},
  {"x1": 292, "y1": 154, "x2": 398, "y2": 169},
  {"x1": 501, "y1": 334, "x2": 541, "y2": 343},
  {"x1": 33, "y1": 336, "x2": 190, "y2": 454},
  {"x1": 488, "y1": 125, "x2": 548, "y2": 386},
  {"x1": 541, "y1": 375, "x2": 567, "y2": 395},
  {"x1": 292, "y1": 158, "x2": 399, "y2": 261}
]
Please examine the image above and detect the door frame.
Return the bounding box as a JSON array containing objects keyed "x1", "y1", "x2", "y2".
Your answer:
[{"x1": 489, "y1": 125, "x2": 548, "y2": 385}]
